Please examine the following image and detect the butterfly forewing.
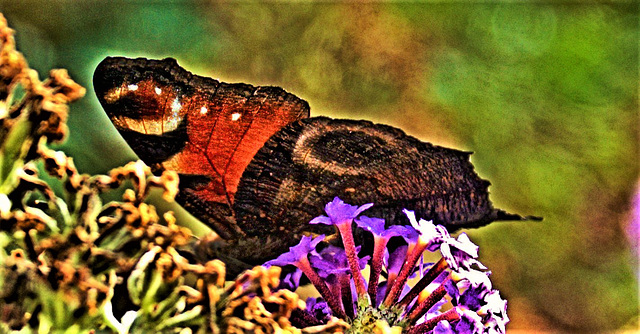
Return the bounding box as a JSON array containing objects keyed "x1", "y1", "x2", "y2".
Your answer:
[{"x1": 94, "y1": 57, "x2": 309, "y2": 230}]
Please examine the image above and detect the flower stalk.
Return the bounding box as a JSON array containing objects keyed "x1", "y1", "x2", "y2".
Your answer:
[
  {"x1": 297, "y1": 254, "x2": 348, "y2": 319},
  {"x1": 398, "y1": 257, "x2": 448, "y2": 308},
  {"x1": 382, "y1": 240, "x2": 428, "y2": 307},
  {"x1": 368, "y1": 235, "x2": 387, "y2": 305},
  {"x1": 406, "y1": 307, "x2": 461, "y2": 334},
  {"x1": 335, "y1": 221, "x2": 368, "y2": 296},
  {"x1": 405, "y1": 278, "x2": 448, "y2": 325}
]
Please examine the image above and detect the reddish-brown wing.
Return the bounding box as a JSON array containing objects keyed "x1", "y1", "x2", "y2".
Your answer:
[{"x1": 94, "y1": 57, "x2": 309, "y2": 238}]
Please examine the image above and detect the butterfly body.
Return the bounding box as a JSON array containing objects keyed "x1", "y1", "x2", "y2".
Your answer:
[{"x1": 94, "y1": 57, "x2": 535, "y2": 275}]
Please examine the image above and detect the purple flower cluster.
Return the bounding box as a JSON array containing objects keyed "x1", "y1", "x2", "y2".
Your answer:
[{"x1": 265, "y1": 197, "x2": 509, "y2": 333}]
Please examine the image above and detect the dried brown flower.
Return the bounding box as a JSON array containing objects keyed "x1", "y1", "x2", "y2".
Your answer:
[
  {"x1": 220, "y1": 266, "x2": 305, "y2": 334},
  {"x1": 0, "y1": 14, "x2": 26, "y2": 103}
]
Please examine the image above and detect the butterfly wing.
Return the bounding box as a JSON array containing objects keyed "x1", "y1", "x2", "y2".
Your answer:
[
  {"x1": 231, "y1": 117, "x2": 532, "y2": 262},
  {"x1": 94, "y1": 57, "x2": 538, "y2": 275},
  {"x1": 93, "y1": 57, "x2": 310, "y2": 239}
]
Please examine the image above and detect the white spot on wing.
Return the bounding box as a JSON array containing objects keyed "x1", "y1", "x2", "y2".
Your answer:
[
  {"x1": 127, "y1": 84, "x2": 138, "y2": 91},
  {"x1": 165, "y1": 97, "x2": 183, "y2": 132},
  {"x1": 231, "y1": 112, "x2": 241, "y2": 121},
  {"x1": 200, "y1": 106, "x2": 208, "y2": 115},
  {"x1": 154, "y1": 87, "x2": 162, "y2": 95},
  {"x1": 171, "y1": 97, "x2": 181, "y2": 112}
]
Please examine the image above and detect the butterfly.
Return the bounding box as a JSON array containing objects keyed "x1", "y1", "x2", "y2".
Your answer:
[{"x1": 94, "y1": 56, "x2": 538, "y2": 276}]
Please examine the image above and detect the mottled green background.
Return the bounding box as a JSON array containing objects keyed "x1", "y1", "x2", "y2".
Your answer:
[{"x1": 1, "y1": 1, "x2": 637, "y2": 332}]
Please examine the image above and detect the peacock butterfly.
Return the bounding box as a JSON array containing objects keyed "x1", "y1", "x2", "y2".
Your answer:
[{"x1": 94, "y1": 57, "x2": 537, "y2": 276}]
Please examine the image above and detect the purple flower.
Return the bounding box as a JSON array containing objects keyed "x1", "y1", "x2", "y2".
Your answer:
[
  {"x1": 267, "y1": 200, "x2": 509, "y2": 333},
  {"x1": 433, "y1": 320, "x2": 455, "y2": 334},
  {"x1": 266, "y1": 234, "x2": 349, "y2": 319},
  {"x1": 264, "y1": 235, "x2": 324, "y2": 267},
  {"x1": 449, "y1": 268, "x2": 493, "y2": 313},
  {"x1": 355, "y1": 216, "x2": 385, "y2": 234},
  {"x1": 454, "y1": 308, "x2": 484, "y2": 334},
  {"x1": 427, "y1": 299, "x2": 448, "y2": 318},
  {"x1": 443, "y1": 278, "x2": 461, "y2": 302},
  {"x1": 306, "y1": 297, "x2": 332, "y2": 323},
  {"x1": 383, "y1": 211, "x2": 449, "y2": 307},
  {"x1": 310, "y1": 245, "x2": 369, "y2": 277},
  {"x1": 309, "y1": 244, "x2": 370, "y2": 318},
  {"x1": 385, "y1": 245, "x2": 408, "y2": 277},
  {"x1": 452, "y1": 268, "x2": 493, "y2": 293},
  {"x1": 310, "y1": 197, "x2": 372, "y2": 296},
  {"x1": 310, "y1": 245, "x2": 350, "y2": 277},
  {"x1": 458, "y1": 284, "x2": 489, "y2": 311},
  {"x1": 280, "y1": 269, "x2": 303, "y2": 291},
  {"x1": 356, "y1": 216, "x2": 416, "y2": 305},
  {"x1": 401, "y1": 226, "x2": 420, "y2": 244},
  {"x1": 374, "y1": 280, "x2": 388, "y2": 307},
  {"x1": 356, "y1": 216, "x2": 414, "y2": 239},
  {"x1": 310, "y1": 197, "x2": 373, "y2": 226},
  {"x1": 411, "y1": 296, "x2": 448, "y2": 327}
]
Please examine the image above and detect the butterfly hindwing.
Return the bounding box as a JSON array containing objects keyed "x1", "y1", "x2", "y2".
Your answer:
[{"x1": 234, "y1": 117, "x2": 513, "y2": 250}]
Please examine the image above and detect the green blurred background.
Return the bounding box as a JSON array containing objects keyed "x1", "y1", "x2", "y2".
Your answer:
[{"x1": 0, "y1": 1, "x2": 637, "y2": 332}]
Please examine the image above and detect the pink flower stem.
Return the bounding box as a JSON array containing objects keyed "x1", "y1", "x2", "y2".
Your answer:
[
  {"x1": 339, "y1": 274, "x2": 355, "y2": 319},
  {"x1": 406, "y1": 307, "x2": 461, "y2": 334},
  {"x1": 383, "y1": 240, "x2": 428, "y2": 307},
  {"x1": 367, "y1": 236, "x2": 388, "y2": 306},
  {"x1": 336, "y1": 222, "x2": 368, "y2": 297},
  {"x1": 296, "y1": 256, "x2": 346, "y2": 319},
  {"x1": 382, "y1": 243, "x2": 412, "y2": 301},
  {"x1": 406, "y1": 280, "x2": 448, "y2": 326},
  {"x1": 327, "y1": 276, "x2": 343, "y2": 306},
  {"x1": 398, "y1": 257, "x2": 448, "y2": 308}
]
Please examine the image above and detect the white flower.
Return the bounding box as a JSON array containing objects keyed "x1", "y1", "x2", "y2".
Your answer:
[
  {"x1": 481, "y1": 290, "x2": 509, "y2": 334},
  {"x1": 440, "y1": 232, "x2": 486, "y2": 271},
  {"x1": 403, "y1": 209, "x2": 448, "y2": 250}
]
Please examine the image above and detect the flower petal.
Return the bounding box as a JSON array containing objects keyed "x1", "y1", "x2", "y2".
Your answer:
[{"x1": 310, "y1": 216, "x2": 333, "y2": 225}]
